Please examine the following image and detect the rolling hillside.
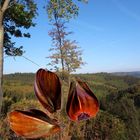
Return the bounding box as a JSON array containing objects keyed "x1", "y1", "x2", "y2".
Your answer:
[{"x1": 1, "y1": 72, "x2": 140, "y2": 140}]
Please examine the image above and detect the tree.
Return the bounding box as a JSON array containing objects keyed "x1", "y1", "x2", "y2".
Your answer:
[
  {"x1": 46, "y1": 0, "x2": 85, "y2": 74},
  {"x1": 48, "y1": 20, "x2": 84, "y2": 73},
  {"x1": 47, "y1": 20, "x2": 68, "y2": 72},
  {"x1": 0, "y1": 0, "x2": 37, "y2": 112},
  {"x1": 47, "y1": 0, "x2": 78, "y2": 72},
  {"x1": 48, "y1": 19, "x2": 84, "y2": 73}
]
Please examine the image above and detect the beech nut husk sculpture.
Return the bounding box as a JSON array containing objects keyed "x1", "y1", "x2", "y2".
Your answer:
[
  {"x1": 34, "y1": 68, "x2": 61, "y2": 113},
  {"x1": 8, "y1": 68, "x2": 99, "y2": 138},
  {"x1": 66, "y1": 79, "x2": 99, "y2": 121},
  {"x1": 8, "y1": 109, "x2": 60, "y2": 139}
]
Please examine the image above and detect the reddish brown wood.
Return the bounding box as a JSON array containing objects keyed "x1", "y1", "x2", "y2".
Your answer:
[
  {"x1": 66, "y1": 79, "x2": 99, "y2": 121},
  {"x1": 34, "y1": 69, "x2": 61, "y2": 113},
  {"x1": 8, "y1": 109, "x2": 61, "y2": 138}
]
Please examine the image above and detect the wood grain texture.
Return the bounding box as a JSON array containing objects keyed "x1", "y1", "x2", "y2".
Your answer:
[
  {"x1": 66, "y1": 79, "x2": 99, "y2": 121},
  {"x1": 8, "y1": 110, "x2": 60, "y2": 138},
  {"x1": 34, "y1": 69, "x2": 61, "y2": 113}
]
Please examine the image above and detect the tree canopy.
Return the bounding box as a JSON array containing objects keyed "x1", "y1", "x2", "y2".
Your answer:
[{"x1": 1, "y1": 0, "x2": 37, "y2": 56}]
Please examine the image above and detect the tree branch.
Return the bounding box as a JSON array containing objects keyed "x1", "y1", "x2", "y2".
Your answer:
[
  {"x1": 1, "y1": 0, "x2": 10, "y2": 13},
  {"x1": 7, "y1": 0, "x2": 17, "y2": 10}
]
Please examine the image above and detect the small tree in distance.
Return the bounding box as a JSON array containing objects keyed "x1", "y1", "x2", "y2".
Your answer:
[
  {"x1": 46, "y1": 0, "x2": 85, "y2": 76},
  {"x1": 47, "y1": 20, "x2": 84, "y2": 74}
]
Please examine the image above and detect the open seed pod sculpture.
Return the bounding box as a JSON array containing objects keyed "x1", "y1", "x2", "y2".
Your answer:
[
  {"x1": 8, "y1": 68, "x2": 99, "y2": 139},
  {"x1": 66, "y1": 79, "x2": 99, "y2": 121},
  {"x1": 34, "y1": 68, "x2": 61, "y2": 113},
  {"x1": 8, "y1": 109, "x2": 60, "y2": 138},
  {"x1": 8, "y1": 69, "x2": 62, "y2": 138}
]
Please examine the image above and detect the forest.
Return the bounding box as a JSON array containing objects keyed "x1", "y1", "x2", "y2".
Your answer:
[{"x1": 0, "y1": 72, "x2": 140, "y2": 140}]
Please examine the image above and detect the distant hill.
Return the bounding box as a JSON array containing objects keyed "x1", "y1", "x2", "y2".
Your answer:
[{"x1": 112, "y1": 71, "x2": 140, "y2": 78}]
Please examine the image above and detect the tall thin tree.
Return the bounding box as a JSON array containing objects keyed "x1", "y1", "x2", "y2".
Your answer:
[
  {"x1": 48, "y1": 20, "x2": 84, "y2": 74},
  {"x1": 46, "y1": 0, "x2": 85, "y2": 73}
]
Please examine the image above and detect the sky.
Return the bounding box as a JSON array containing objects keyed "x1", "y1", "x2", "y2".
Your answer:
[{"x1": 4, "y1": 0, "x2": 140, "y2": 74}]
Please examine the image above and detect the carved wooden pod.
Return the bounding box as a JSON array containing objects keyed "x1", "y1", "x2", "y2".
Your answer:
[
  {"x1": 66, "y1": 79, "x2": 99, "y2": 121},
  {"x1": 8, "y1": 109, "x2": 60, "y2": 139},
  {"x1": 34, "y1": 69, "x2": 61, "y2": 113}
]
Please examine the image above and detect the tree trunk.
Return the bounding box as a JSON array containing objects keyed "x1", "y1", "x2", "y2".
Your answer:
[
  {"x1": 0, "y1": 0, "x2": 10, "y2": 113},
  {"x1": 0, "y1": 14, "x2": 4, "y2": 113},
  {"x1": 54, "y1": 15, "x2": 65, "y2": 73}
]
